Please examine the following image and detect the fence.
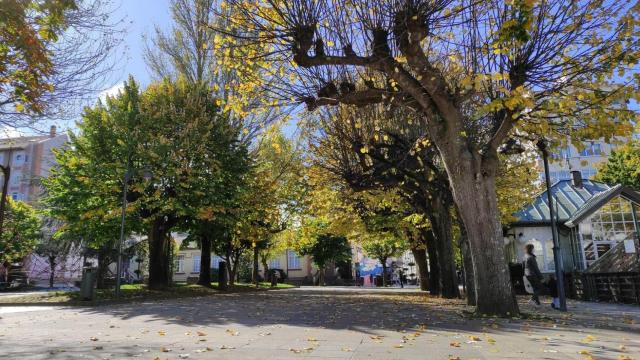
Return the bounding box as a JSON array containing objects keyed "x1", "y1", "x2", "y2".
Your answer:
[{"x1": 568, "y1": 272, "x2": 640, "y2": 305}]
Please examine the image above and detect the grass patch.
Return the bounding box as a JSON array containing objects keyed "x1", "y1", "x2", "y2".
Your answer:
[{"x1": 0, "y1": 282, "x2": 295, "y2": 306}]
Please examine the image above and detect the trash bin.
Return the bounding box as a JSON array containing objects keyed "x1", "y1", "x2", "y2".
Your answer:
[{"x1": 80, "y1": 267, "x2": 97, "y2": 301}]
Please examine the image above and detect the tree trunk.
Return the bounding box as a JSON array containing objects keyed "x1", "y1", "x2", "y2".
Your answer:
[
  {"x1": 459, "y1": 229, "x2": 476, "y2": 306},
  {"x1": 48, "y1": 255, "x2": 56, "y2": 288},
  {"x1": 411, "y1": 247, "x2": 429, "y2": 291},
  {"x1": 429, "y1": 199, "x2": 460, "y2": 299},
  {"x1": 252, "y1": 246, "x2": 259, "y2": 285},
  {"x1": 148, "y1": 217, "x2": 171, "y2": 290},
  {"x1": 198, "y1": 234, "x2": 212, "y2": 287},
  {"x1": 381, "y1": 258, "x2": 388, "y2": 287},
  {"x1": 445, "y1": 152, "x2": 518, "y2": 316},
  {"x1": 96, "y1": 251, "x2": 109, "y2": 289},
  {"x1": 424, "y1": 229, "x2": 440, "y2": 296},
  {"x1": 227, "y1": 252, "x2": 239, "y2": 286},
  {"x1": 261, "y1": 257, "x2": 269, "y2": 283}
]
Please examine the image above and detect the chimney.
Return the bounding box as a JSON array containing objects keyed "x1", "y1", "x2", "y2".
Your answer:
[
  {"x1": 49, "y1": 125, "x2": 56, "y2": 138},
  {"x1": 571, "y1": 170, "x2": 583, "y2": 188}
]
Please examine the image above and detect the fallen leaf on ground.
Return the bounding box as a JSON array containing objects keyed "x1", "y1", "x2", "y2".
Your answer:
[
  {"x1": 341, "y1": 347, "x2": 352, "y2": 352},
  {"x1": 197, "y1": 331, "x2": 207, "y2": 336},
  {"x1": 160, "y1": 347, "x2": 171, "y2": 352},
  {"x1": 89, "y1": 337, "x2": 98, "y2": 341},
  {"x1": 450, "y1": 342, "x2": 461, "y2": 347}
]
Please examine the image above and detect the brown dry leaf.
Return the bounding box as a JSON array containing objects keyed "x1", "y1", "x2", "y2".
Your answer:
[
  {"x1": 225, "y1": 329, "x2": 239, "y2": 336},
  {"x1": 160, "y1": 347, "x2": 171, "y2": 352},
  {"x1": 89, "y1": 337, "x2": 98, "y2": 341},
  {"x1": 197, "y1": 331, "x2": 207, "y2": 337},
  {"x1": 468, "y1": 336, "x2": 482, "y2": 342},
  {"x1": 341, "y1": 347, "x2": 353, "y2": 352},
  {"x1": 289, "y1": 348, "x2": 301, "y2": 354},
  {"x1": 450, "y1": 342, "x2": 461, "y2": 347},
  {"x1": 393, "y1": 344, "x2": 404, "y2": 348},
  {"x1": 158, "y1": 331, "x2": 166, "y2": 336},
  {"x1": 219, "y1": 345, "x2": 235, "y2": 350},
  {"x1": 582, "y1": 335, "x2": 596, "y2": 343},
  {"x1": 579, "y1": 350, "x2": 591, "y2": 355}
]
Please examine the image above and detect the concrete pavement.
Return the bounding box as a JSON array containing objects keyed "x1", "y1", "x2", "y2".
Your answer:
[{"x1": 0, "y1": 287, "x2": 638, "y2": 359}]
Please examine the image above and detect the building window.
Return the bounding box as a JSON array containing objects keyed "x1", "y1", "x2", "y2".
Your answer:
[
  {"x1": 287, "y1": 250, "x2": 301, "y2": 269},
  {"x1": 193, "y1": 256, "x2": 201, "y2": 273},
  {"x1": 552, "y1": 146, "x2": 571, "y2": 160},
  {"x1": 211, "y1": 256, "x2": 221, "y2": 268},
  {"x1": 269, "y1": 258, "x2": 281, "y2": 269},
  {"x1": 579, "y1": 196, "x2": 638, "y2": 267},
  {"x1": 579, "y1": 143, "x2": 602, "y2": 157},
  {"x1": 11, "y1": 192, "x2": 18, "y2": 200},
  {"x1": 175, "y1": 255, "x2": 185, "y2": 273},
  {"x1": 581, "y1": 168, "x2": 597, "y2": 179}
]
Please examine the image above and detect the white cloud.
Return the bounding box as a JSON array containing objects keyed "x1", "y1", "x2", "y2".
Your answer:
[
  {"x1": 0, "y1": 127, "x2": 23, "y2": 139},
  {"x1": 99, "y1": 82, "x2": 125, "y2": 102}
]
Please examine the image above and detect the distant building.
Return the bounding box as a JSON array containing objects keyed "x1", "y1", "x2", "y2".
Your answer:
[
  {"x1": 508, "y1": 172, "x2": 640, "y2": 274},
  {"x1": 0, "y1": 127, "x2": 76, "y2": 287},
  {"x1": 541, "y1": 139, "x2": 622, "y2": 183},
  {"x1": 0, "y1": 126, "x2": 68, "y2": 204}
]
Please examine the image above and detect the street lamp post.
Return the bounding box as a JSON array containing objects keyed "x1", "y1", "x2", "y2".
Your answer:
[
  {"x1": 537, "y1": 140, "x2": 568, "y2": 312},
  {"x1": 115, "y1": 167, "x2": 151, "y2": 299}
]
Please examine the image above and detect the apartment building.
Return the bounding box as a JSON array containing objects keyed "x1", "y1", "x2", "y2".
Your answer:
[
  {"x1": 0, "y1": 126, "x2": 68, "y2": 204},
  {"x1": 542, "y1": 139, "x2": 623, "y2": 183}
]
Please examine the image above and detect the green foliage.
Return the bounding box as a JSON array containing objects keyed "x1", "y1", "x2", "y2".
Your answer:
[
  {"x1": 43, "y1": 76, "x2": 250, "y2": 263},
  {"x1": 596, "y1": 140, "x2": 640, "y2": 189},
  {"x1": 0, "y1": 199, "x2": 42, "y2": 264},
  {"x1": 0, "y1": 0, "x2": 77, "y2": 114},
  {"x1": 298, "y1": 233, "x2": 351, "y2": 269}
]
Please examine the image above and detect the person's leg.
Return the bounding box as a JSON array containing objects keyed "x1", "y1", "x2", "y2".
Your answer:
[{"x1": 527, "y1": 276, "x2": 541, "y2": 305}]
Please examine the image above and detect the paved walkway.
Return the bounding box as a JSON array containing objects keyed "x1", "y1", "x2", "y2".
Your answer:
[{"x1": 0, "y1": 287, "x2": 638, "y2": 359}]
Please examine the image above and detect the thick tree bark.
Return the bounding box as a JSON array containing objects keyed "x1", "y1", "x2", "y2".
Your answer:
[
  {"x1": 148, "y1": 217, "x2": 171, "y2": 290},
  {"x1": 48, "y1": 256, "x2": 56, "y2": 288},
  {"x1": 445, "y1": 152, "x2": 518, "y2": 315},
  {"x1": 424, "y1": 229, "x2": 440, "y2": 296},
  {"x1": 252, "y1": 246, "x2": 259, "y2": 285},
  {"x1": 459, "y1": 230, "x2": 476, "y2": 306},
  {"x1": 198, "y1": 234, "x2": 212, "y2": 287},
  {"x1": 429, "y1": 199, "x2": 460, "y2": 299},
  {"x1": 261, "y1": 256, "x2": 269, "y2": 283},
  {"x1": 381, "y1": 257, "x2": 388, "y2": 287},
  {"x1": 411, "y1": 247, "x2": 429, "y2": 291}
]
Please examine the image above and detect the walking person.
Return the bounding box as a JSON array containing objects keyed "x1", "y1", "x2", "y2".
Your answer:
[{"x1": 523, "y1": 244, "x2": 543, "y2": 306}]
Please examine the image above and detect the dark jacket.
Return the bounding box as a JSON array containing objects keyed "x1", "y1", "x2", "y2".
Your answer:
[{"x1": 523, "y1": 253, "x2": 543, "y2": 280}]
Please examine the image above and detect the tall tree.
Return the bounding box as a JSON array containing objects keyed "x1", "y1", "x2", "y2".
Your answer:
[
  {"x1": 0, "y1": 0, "x2": 124, "y2": 128},
  {"x1": 216, "y1": 0, "x2": 640, "y2": 315},
  {"x1": 44, "y1": 77, "x2": 248, "y2": 290},
  {"x1": 596, "y1": 140, "x2": 640, "y2": 189}
]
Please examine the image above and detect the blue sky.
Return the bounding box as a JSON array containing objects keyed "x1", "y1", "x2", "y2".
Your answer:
[{"x1": 100, "y1": 0, "x2": 173, "y2": 99}]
